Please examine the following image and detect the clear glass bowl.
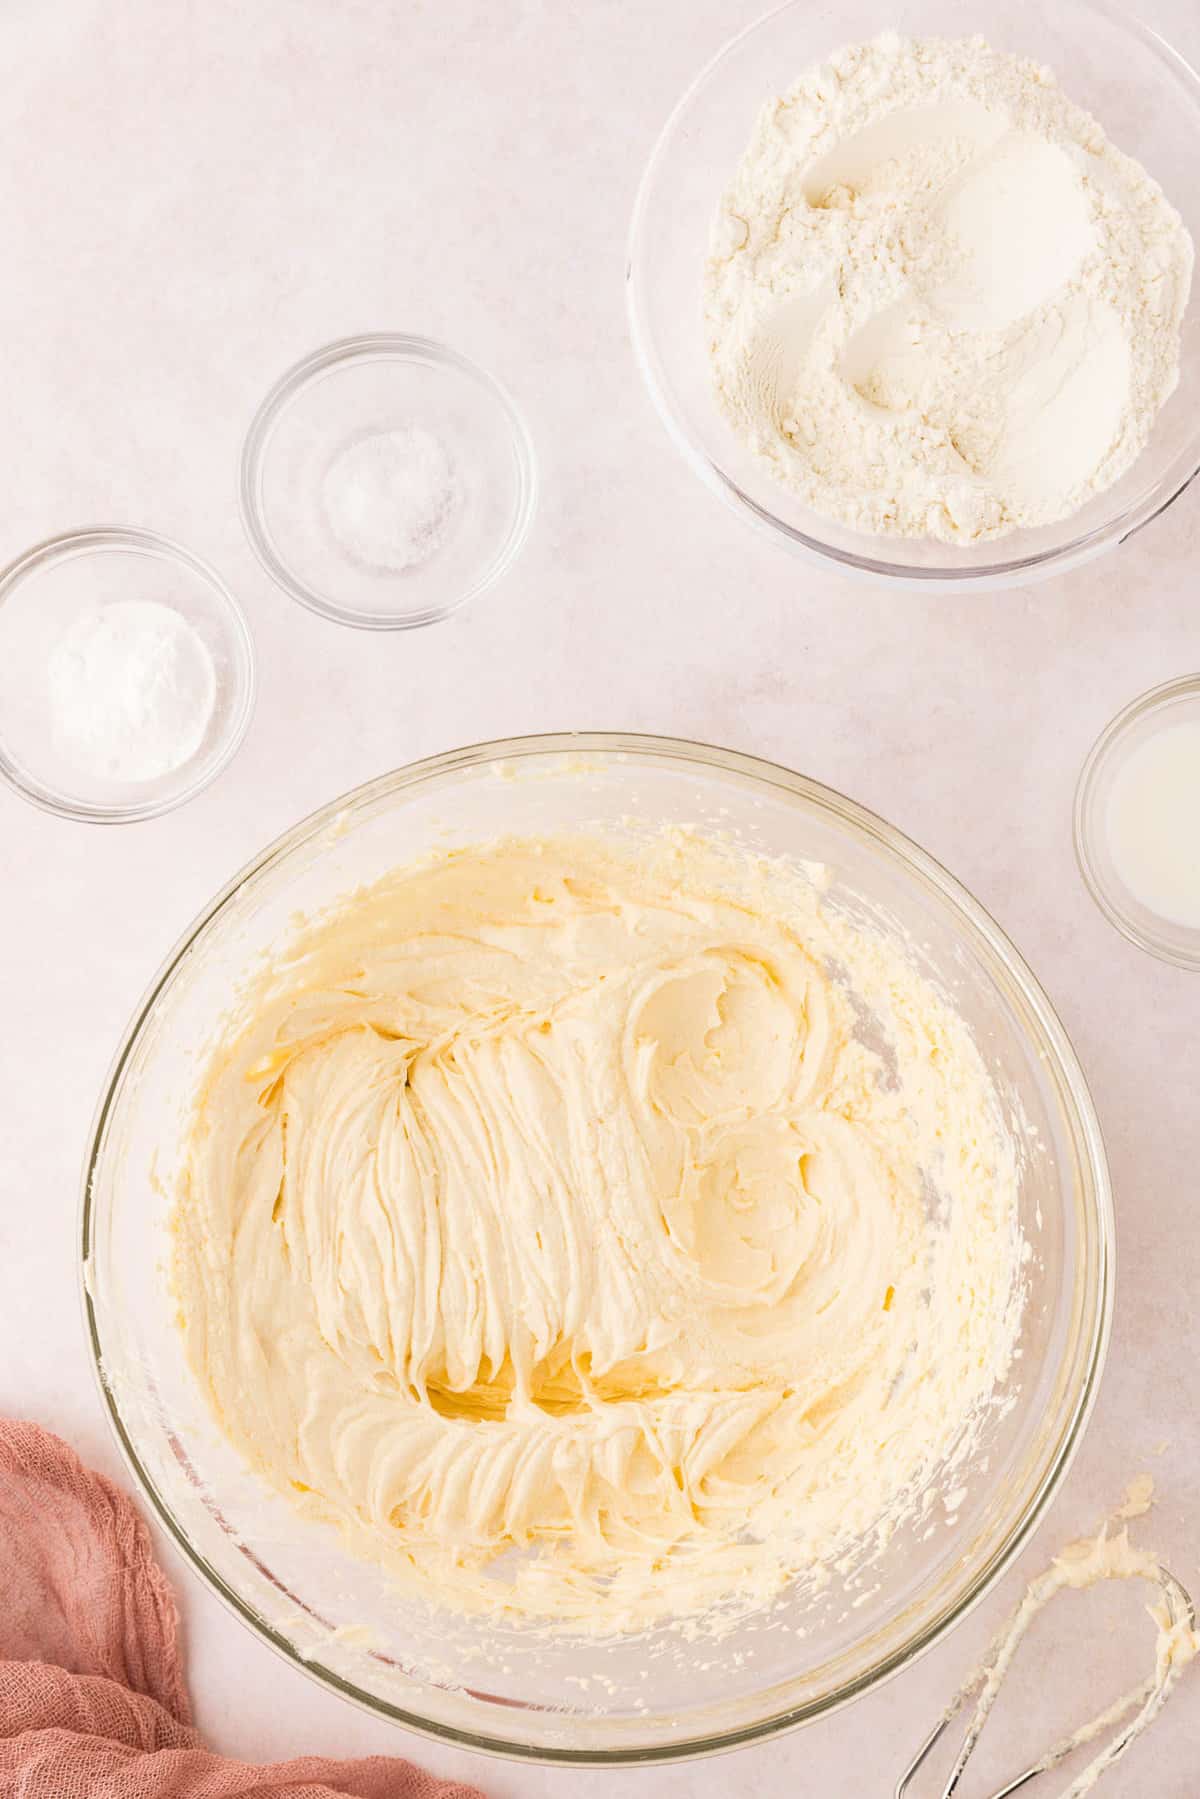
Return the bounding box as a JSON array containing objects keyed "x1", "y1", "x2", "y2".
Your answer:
[
  {"x1": 0, "y1": 527, "x2": 255, "y2": 823},
  {"x1": 627, "y1": 0, "x2": 1200, "y2": 591},
  {"x1": 240, "y1": 335, "x2": 538, "y2": 630},
  {"x1": 82, "y1": 735, "x2": 1112, "y2": 1762},
  {"x1": 1075, "y1": 674, "x2": 1200, "y2": 969}
]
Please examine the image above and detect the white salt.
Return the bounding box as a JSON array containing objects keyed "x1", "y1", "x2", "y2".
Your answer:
[
  {"x1": 322, "y1": 426, "x2": 460, "y2": 572},
  {"x1": 47, "y1": 599, "x2": 216, "y2": 783}
]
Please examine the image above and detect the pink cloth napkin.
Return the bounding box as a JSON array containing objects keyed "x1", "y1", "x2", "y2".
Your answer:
[{"x1": 0, "y1": 1420, "x2": 484, "y2": 1799}]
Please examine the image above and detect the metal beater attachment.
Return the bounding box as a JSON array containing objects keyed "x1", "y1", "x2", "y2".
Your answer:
[{"x1": 895, "y1": 1550, "x2": 1196, "y2": 1799}]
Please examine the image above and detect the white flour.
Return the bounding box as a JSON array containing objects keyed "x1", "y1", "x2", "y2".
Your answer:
[
  {"x1": 705, "y1": 34, "x2": 1194, "y2": 543},
  {"x1": 47, "y1": 599, "x2": 216, "y2": 784}
]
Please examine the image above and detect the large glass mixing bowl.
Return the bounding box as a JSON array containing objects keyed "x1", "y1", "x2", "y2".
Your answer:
[
  {"x1": 82, "y1": 735, "x2": 1112, "y2": 1763},
  {"x1": 627, "y1": 0, "x2": 1200, "y2": 590}
]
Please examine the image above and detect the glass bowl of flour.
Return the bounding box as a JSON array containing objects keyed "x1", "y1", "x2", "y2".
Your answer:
[
  {"x1": 240, "y1": 336, "x2": 538, "y2": 629},
  {"x1": 83, "y1": 735, "x2": 1111, "y2": 1760},
  {"x1": 0, "y1": 527, "x2": 255, "y2": 822},
  {"x1": 628, "y1": 0, "x2": 1200, "y2": 590}
]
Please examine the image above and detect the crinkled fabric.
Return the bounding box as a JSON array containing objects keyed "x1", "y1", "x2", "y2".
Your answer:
[{"x1": 0, "y1": 1420, "x2": 483, "y2": 1799}]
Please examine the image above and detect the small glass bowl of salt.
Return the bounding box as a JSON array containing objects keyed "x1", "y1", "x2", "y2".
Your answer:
[
  {"x1": 239, "y1": 335, "x2": 537, "y2": 629},
  {"x1": 0, "y1": 527, "x2": 255, "y2": 823}
]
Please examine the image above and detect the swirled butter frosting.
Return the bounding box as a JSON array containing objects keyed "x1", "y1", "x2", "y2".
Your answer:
[{"x1": 174, "y1": 832, "x2": 1024, "y2": 1631}]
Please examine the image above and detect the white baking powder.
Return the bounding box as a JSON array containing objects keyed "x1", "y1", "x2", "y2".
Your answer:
[
  {"x1": 706, "y1": 34, "x2": 1194, "y2": 543},
  {"x1": 47, "y1": 599, "x2": 216, "y2": 783},
  {"x1": 322, "y1": 426, "x2": 461, "y2": 572}
]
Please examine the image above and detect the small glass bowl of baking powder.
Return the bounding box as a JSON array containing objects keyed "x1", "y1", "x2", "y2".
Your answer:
[
  {"x1": 1075, "y1": 674, "x2": 1200, "y2": 969},
  {"x1": 628, "y1": 0, "x2": 1200, "y2": 591},
  {"x1": 0, "y1": 527, "x2": 255, "y2": 823},
  {"x1": 240, "y1": 335, "x2": 538, "y2": 629}
]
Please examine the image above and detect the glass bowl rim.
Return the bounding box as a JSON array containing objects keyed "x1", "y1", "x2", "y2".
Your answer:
[
  {"x1": 80, "y1": 730, "x2": 1114, "y2": 1763},
  {"x1": 0, "y1": 524, "x2": 256, "y2": 824},
  {"x1": 625, "y1": 0, "x2": 1200, "y2": 593},
  {"x1": 1074, "y1": 671, "x2": 1200, "y2": 969},
  {"x1": 238, "y1": 332, "x2": 540, "y2": 631}
]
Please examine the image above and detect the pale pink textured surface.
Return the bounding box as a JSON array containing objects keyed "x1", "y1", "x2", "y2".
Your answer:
[
  {"x1": 1, "y1": 0, "x2": 1199, "y2": 1794},
  {"x1": 0, "y1": 1421, "x2": 482, "y2": 1799}
]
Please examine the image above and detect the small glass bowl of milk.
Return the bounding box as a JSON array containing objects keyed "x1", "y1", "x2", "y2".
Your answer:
[{"x1": 1075, "y1": 675, "x2": 1200, "y2": 969}]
